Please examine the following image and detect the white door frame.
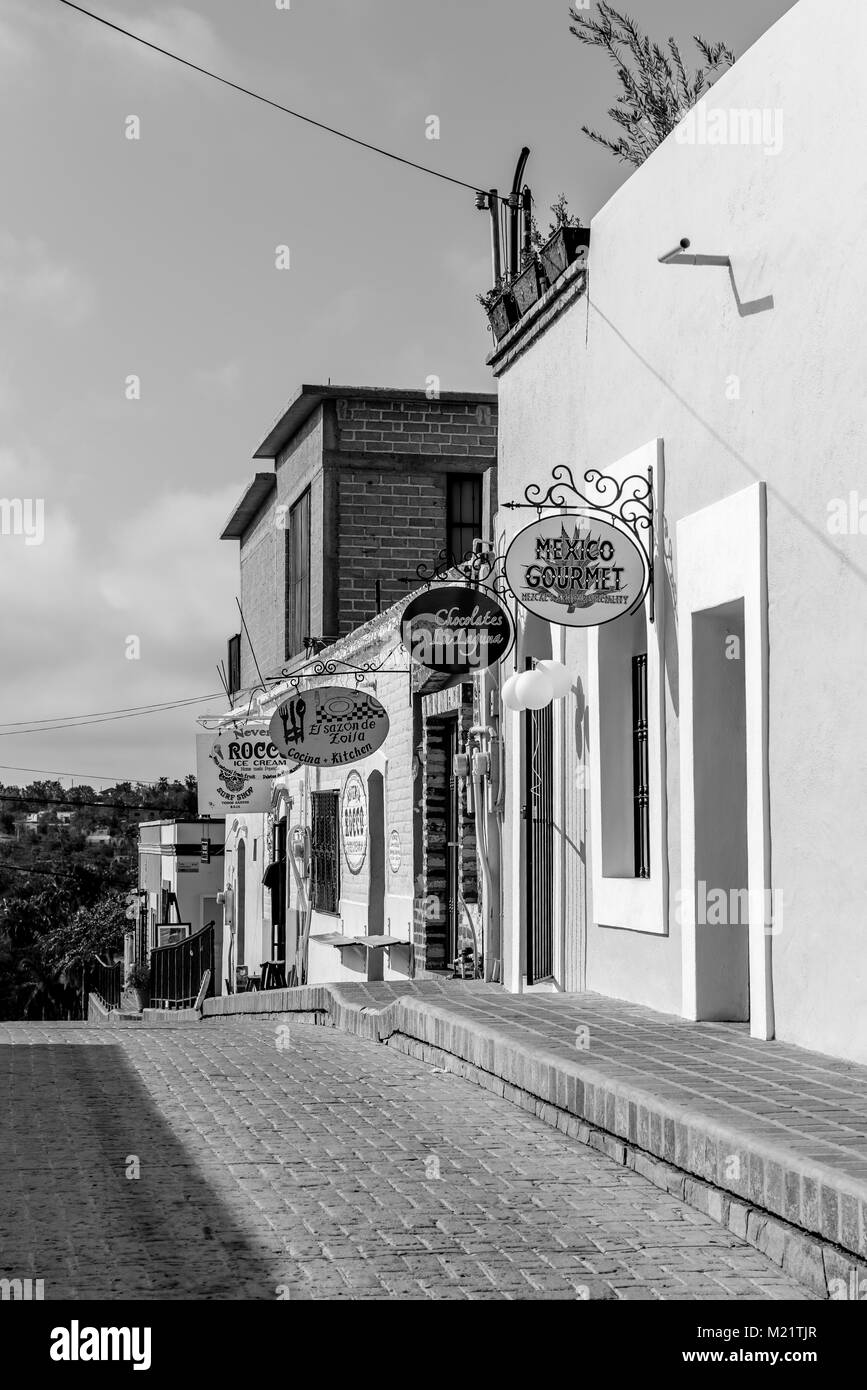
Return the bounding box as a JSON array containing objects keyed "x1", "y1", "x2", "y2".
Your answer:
[{"x1": 678, "y1": 482, "x2": 773, "y2": 1039}]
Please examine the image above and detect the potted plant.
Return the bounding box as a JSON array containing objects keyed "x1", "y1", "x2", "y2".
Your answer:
[
  {"x1": 477, "y1": 282, "x2": 519, "y2": 342},
  {"x1": 538, "y1": 194, "x2": 590, "y2": 288},
  {"x1": 511, "y1": 252, "x2": 547, "y2": 316},
  {"x1": 126, "y1": 961, "x2": 150, "y2": 1011}
]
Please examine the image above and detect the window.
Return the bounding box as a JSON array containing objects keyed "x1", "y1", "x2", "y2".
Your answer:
[
  {"x1": 285, "y1": 489, "x2": 311, "y2": 659},
  {"x1": 632, "y1": 653, "x2": 650, "y2": 878},
  {"x1": 311, "y1": 791, "x2": 340, "y2": 913},
  {"x1": 227, "y1": 633, "x2": 241, "y2": 697},
  {"x1": 446, "y1": 474, "x2": 482, "y2": 564},
  {"x1": 598, "y1": 605, "x2": 648, "y2": 879}
]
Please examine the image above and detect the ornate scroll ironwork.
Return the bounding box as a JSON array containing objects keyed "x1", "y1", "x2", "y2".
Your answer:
[
  {"x1": 273, "y1": 648, "x2": 411, "y2": 689},
  {"x1": 411, "y1": 546, "x2": 498, "y2": 586}
]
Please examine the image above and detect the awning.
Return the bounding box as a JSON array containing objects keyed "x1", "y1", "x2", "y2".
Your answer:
[{"x1": 311, "y1": 933, "x2": 406, "y2": 950}]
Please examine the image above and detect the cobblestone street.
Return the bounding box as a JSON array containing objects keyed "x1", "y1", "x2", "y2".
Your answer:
[{"x1": 0, "y1": 1020, "x2": 814, "y2": 1300}]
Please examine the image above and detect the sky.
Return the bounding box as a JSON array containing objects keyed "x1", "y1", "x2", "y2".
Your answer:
[{"x1": 0, "y1": 0, "x2": 796, "y2": 785}]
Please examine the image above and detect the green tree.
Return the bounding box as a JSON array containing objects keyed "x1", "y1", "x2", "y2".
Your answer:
[
  {"x1": 569, "y1": 3, "x2": 735, "y2": 167},
  {"x1": 41, "y1": 889, "x2": 127, "y2": 977}
]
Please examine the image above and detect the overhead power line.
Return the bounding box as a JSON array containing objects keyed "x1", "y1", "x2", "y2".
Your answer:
[
  {"x1": 0, "y1": 764, "x2": 161, "y2": 784},
  {"x1": 0, "y1": 793, "x2": 189, "y2": 812},
  {"x1": 56, "y1": 0, "x2": 489, "y2": 198},
  {"x1": 0, "y1": 691, "x2": 224, "y2": 737}
]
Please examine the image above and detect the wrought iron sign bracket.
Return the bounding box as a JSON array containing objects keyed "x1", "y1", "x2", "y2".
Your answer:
[{"x1": 269, "y1": 649, "x2": 413, "y2": 692}]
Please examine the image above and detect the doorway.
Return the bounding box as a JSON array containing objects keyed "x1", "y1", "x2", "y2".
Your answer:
[
  {"x1": 692, "y1": 599, "x2": 749, "y2": 1020},
  {"x1": 525, "y1": 693, "x2": 554, "y2": 984},
  {"x1": 236, "y1": 839, "x2": 246, "y2": 971},
  {"x1": 367, "y1": 770, "x2": 385, "y2": 982},
  {"x1": 444, "y1": 720, "x2": 460, "y2": 966}
]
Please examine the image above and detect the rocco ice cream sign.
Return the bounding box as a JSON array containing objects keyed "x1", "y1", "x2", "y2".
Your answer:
[
  {"x1": 196, "y1": 731, "x2": 284, "y2": 814},
  {"x1": 504, "y1": 515, "x2": 647, "y2": 627}
]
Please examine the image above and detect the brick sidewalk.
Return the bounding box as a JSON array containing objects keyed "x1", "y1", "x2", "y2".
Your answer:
[{"x1": 205, "y1": 980, "x2": 867, "y2": 1293}]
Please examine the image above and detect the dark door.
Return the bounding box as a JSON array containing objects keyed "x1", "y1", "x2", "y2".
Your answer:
[
  {"x1": 444, "y1": 721, "x2": 460, "y2": 967},
  {"x1": 367, "y1": 771, "x2": 385, "y2": 982},
  {"x1": 272, "y1": 818, "x2": 287, "y2": 961},
  {"x1": 525, "y1": 693, "x2": 554, "y2": 984},
  {"x1": 236, "y1": 839, "x2": 246, "y2": 970}
]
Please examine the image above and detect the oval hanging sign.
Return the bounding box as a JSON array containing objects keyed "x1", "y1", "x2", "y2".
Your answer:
[
  {"x1": 504, "y1": 513, "x2": 648, "y2": 627},
  {"x1": 401, "y1": 584, "x2": 514, "y2": 675},
  {"x1": 268, "y1": 687, "x2": 389, "y2": 766},
  {"x1": 341, "y1": 771, "x2": 368, "y2": 873}
]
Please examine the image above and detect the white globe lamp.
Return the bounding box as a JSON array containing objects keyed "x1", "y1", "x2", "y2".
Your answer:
[
  {"x1": 514, "y1": 668, "x2": 554, "y2": 710},
  {"x1": 501, "y1": 673, "x2": 524, "y2": 711},
  {"x1": 536, "y1": 659, "x2": 571, "y2": 700}
]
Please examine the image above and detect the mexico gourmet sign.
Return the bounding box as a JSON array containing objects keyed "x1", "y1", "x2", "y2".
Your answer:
[
  {"x1": 401, "y1": 584, "x2": 513, "y2": 675},
  {"x1": 196, "y1": 730, "x2": 284, "y2": 815},
  {"x1": 504, "y1": 514, "x2": 647, "y2": 627},
  {"x1": 268, "y1": 686, "x2": 389, "y2": 767}
]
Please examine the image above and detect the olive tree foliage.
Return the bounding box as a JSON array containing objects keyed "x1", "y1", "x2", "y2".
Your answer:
[{"x1": 570, "y1": 3, "x2": 735, "y2": 167}]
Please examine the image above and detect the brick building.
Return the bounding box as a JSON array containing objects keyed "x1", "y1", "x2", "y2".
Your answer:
[
  {"x1": 217, "y1": 384, "x2": 497, "y2": 987},
  {"x1": 221, "y1": 385, "x2": 498, "y2": 696}
]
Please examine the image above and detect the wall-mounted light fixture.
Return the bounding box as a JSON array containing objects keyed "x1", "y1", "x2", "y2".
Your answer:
[
  {"x1": 502, "y1": 658, "x2": 571, "y2": 712},
  {"x1": 658, "y1": 236, "x2": 731, "y2": 269}
]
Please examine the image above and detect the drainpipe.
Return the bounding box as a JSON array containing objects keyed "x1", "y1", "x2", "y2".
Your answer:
[{"x1": 508, "y1": 147, "x2": 530, "y2": 277}]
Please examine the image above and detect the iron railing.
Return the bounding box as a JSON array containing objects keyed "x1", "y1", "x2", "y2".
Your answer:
[
  {"x1": 88, "y1": 960, "x2": 122, "y2": 1013},
  {"x1": 149, "y1": 923, "x2": 215, "y2": 1010}
]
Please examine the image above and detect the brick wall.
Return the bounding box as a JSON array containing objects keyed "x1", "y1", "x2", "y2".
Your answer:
[
  {"x1": 331, "y1": 396, "x2": 497, "y2": 636},
  {"x1": 238, "y1": 498, "x2": 280, "y2": 690}
]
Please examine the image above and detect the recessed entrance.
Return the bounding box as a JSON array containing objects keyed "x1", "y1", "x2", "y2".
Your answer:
[{"x1": 692, "y1": 599, "x2": 749, "y2": 1021}]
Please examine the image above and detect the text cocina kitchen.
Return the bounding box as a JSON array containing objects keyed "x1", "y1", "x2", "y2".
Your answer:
[{"x1": 49, "y1": 1321, "x2": 152, "y2": 1371}]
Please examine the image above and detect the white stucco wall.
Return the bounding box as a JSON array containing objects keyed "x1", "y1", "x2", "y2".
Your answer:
[{"x1": 494, "y1": 0, "x2": 867, "y2": 1060}]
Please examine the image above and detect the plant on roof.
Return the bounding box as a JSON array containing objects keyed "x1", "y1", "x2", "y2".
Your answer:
[{"x1": 569, "y1": 2, "x2": 735, "y2": 167}]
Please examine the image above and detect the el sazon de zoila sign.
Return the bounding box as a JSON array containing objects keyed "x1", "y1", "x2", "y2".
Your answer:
[{"x1": 268, "y1": 686, "x2": 390, "y2": 767}]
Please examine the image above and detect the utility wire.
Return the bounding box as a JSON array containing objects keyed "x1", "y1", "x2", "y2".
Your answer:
[
  {"x1": 56, "y1": 0, "x2": 490, "y2": 198},
  {"x1": 0, "y1": 692, "x2": 225, "y2": 737},
  {"x1": 0, "y1": 764, "x2": 162, "y2": 783},
  {"x1": 0, "y1": 793, "x2": 189, "y2": 812},
  {"x1": 0, "y1": 692, "x2": 222, "y2": 728}
]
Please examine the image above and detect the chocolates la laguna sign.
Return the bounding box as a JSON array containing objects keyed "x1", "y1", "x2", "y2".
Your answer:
[
  {"x1": 504, "y1": 514, "x2": 647, "y2": 628},
  {"x1": 401, "y1": 584, "x2": 513, "y2": 675},
  {"x1": 268, "y1": 686, "x2": 389, "y2": 767}
]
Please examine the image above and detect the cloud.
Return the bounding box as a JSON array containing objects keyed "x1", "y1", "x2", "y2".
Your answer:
[
  {"x1": 0, "y1": 464, "x2": 238, "y2": 778},
  {"x1": 193, "y1": 362, "x2": 242, "y2": 397},
  {"x1": 96, "y1": 485, "x2": 240, "y2": 647},
  {"x1": 0, "y1": 234, "x2": 93, "y2": 327},
  {"x1": 0, "y1": 0, "x2": 48, "y2": 73},
  {"x1": 85, "y1": 5, "x2": 226, "y2": 76}
]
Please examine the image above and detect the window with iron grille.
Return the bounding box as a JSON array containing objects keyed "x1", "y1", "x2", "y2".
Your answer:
[
  {"x1": 227, "y1": 633, "x2": 241, "y2": 697},
  {"x1": 632, "y1": 653, "x2": 650, "y2": 879},
  {"x1": 311, "y1": 791, "x2": 340, "y2": 913},
  {"x1": 446, "y1": 474, "x2": 482, "y2": 565},
  {"x1": 285, "y1": 489, "x2": 310, "y2": 659}
]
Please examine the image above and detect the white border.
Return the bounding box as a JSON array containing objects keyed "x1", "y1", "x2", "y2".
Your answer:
[
  {"x1": 678, "y1": 482, "x2": 772, "y2": 1039},
  {"x1": 587, "y1": 439, "x2": 668, "y2": 935}
]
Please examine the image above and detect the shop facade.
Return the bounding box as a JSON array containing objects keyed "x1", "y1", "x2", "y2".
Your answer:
[{"x1": 487, "y1": 0, "x2": 867, "y2": 1063}]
